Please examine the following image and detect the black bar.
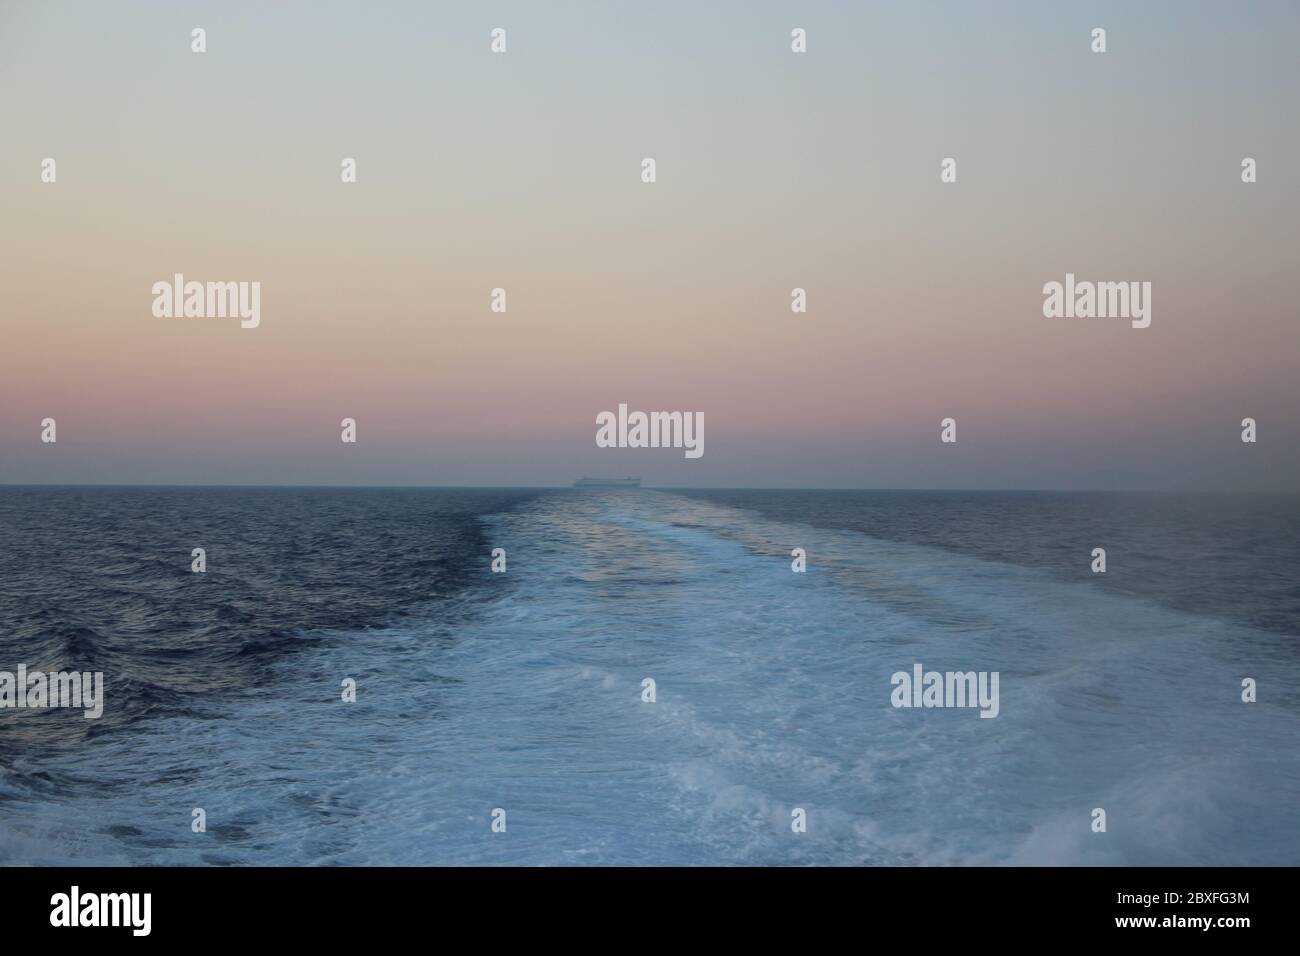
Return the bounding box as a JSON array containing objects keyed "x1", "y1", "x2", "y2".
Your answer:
[{"x1": 0, "y1": 865, "x2": 1281, "y2": 942}]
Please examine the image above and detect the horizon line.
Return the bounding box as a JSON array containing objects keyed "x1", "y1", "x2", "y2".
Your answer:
[{"x1": 1, "y1": 482, "x2": 1295, "y2": 495}]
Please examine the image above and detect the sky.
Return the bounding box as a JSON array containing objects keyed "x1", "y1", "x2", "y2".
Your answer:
[{"x1": 1, "y1": 0, "x2": 1297, "y2": 489}]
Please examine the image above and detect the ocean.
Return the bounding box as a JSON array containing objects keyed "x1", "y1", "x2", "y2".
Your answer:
[{"x1": 0, "y1": 486, "x2": 1297, "y2": 866}]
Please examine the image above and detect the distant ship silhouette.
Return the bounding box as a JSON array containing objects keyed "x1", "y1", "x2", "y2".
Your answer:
[{"x1": 572, "y1": 477, "x2": 641, "y2": 488}]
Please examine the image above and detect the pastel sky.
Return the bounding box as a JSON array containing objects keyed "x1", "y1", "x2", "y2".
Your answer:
[{"x1": 2, "y1": 0, "x2": 1297, "y2": 489}]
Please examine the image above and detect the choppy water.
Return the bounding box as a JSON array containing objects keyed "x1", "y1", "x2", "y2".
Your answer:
[{"x1": 1, "y1": 487, "x2": 1296, "y2": 865}]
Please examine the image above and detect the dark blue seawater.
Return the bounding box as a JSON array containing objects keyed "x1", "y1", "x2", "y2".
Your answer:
[
  {"x1": 673, "y1": 490, "x2": 1300, "y2": 638},
  {"x1": 0, "y1": 486, "x2": 1296, "y2": 865}
]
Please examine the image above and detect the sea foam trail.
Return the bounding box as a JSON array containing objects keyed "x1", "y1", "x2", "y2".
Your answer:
[{"x1": 3, "y1": 490, "x2": 1297, "y2": 865}]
